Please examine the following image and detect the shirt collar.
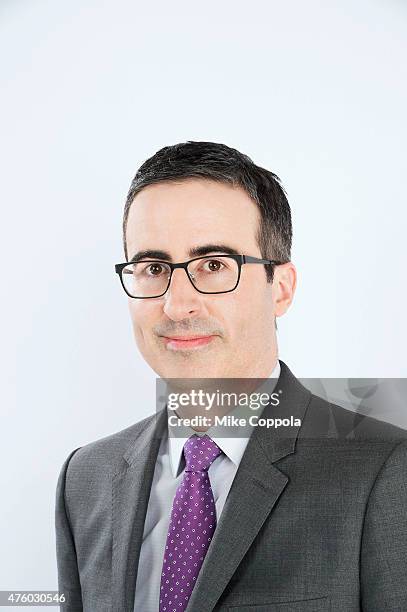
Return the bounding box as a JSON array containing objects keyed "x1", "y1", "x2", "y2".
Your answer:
[{"x1": 167, "y1": 359, "x2": 281, "y2": 478}]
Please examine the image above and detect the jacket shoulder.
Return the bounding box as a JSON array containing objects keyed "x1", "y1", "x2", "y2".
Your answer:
[
  {"x1": 61, "y1": 411, "x2": 159, "y2": 482},
  {"x1": 306, "y1": 391, "x2": 407, "y2": 441}
]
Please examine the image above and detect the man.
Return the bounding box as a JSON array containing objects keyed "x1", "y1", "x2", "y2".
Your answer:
[{"x1": 55, "y1": 141, "x2": 407, "y2": 612}]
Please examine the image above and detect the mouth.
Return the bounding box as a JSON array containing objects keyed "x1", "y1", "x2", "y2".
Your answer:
[{"x1": 161, "y1": 335, "x2": 217, "y2": 351}]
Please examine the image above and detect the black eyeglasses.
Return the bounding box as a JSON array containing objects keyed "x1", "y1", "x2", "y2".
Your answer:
[{"x1": 114, "y1": 254, "x2": 284, "y2": 299}]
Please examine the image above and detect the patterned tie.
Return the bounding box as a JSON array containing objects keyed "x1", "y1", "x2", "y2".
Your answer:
[{"x1": 159, "y1": 434, "x2": 223, "y2": 612}]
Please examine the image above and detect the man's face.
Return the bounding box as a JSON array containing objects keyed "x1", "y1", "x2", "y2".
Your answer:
[{"x1": 125, "y1": 178, "x2": 294, "y2": 379}]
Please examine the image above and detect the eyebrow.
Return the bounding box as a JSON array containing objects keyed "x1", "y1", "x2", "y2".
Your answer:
[{"x1": 128, "y1": 244, "x2": 241, "y2": 263}]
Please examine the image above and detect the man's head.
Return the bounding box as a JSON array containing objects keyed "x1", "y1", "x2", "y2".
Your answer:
[{"x1": 122, "y1": 141, "x2": 296, "y2": 379}]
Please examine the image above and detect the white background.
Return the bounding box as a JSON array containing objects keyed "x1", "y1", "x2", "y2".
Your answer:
[{"x1": 1, "y1": 0, "x2": 406, "y2": 602}]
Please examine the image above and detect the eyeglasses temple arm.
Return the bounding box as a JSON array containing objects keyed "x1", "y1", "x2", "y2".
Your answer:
[{"x1": 242, "y1": 255, "x2": 283, "y2": 265}]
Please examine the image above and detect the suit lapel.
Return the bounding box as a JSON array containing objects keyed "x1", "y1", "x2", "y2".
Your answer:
[
  {"x1": 185, "y1": 436, "x2": 289, "y2": 612},
  {"x1": 111, "y1": 408, "x2": 167, "y2": 612},
  {"x1": 185, "y1": 360, "x2": 312, "y2": 612}
]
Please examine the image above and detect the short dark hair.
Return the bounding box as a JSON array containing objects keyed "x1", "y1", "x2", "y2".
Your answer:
[{"x1": 122, "y1": 141, "x2": 292, "y2": 283}]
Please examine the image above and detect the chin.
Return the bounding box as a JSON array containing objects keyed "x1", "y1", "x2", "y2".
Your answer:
[{"x1": 161, "y1": 362, "x2": 221, "y2": 380}]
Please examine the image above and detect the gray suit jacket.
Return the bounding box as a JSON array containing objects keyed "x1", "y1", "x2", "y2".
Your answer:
[{"x1": 55, "y1": 361, "x2": 407, "y2": 611}]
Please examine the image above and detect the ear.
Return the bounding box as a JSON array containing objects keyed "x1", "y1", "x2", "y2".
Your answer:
[{"x1": 273, "y1": 262, "x2": 297, "y2": 317}]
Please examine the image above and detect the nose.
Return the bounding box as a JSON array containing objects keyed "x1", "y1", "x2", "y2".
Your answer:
[{"x1": 162, "y1": 267, "x2": 205, "y2": 321}]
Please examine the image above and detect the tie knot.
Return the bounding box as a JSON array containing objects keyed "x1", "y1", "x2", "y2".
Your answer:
[{"x1": 183, "y1": 434, "x2": 223, "y2": 472}]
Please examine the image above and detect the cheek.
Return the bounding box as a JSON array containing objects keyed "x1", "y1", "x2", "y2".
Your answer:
[
  {"x1": 127, "y1": 301, "x2": 156, "y2": 345},
  {"x1": 213, "y1": 292, "x2": 253, "y2": 341},
  {"x1": 223, "y1": 286, "x2": 271, "y2": 340}
]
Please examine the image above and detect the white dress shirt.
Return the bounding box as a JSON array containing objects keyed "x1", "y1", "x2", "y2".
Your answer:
[{"x1": 133, "y1": 360, "x2": 281, "y2": 612}]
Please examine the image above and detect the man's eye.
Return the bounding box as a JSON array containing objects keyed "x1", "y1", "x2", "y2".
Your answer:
[
  {"x1": 202, "y1": 259, "x2": 225, "y2": 272},
  {"x1": 146, "y1": 263, "x2": 166, "y2": 275}
]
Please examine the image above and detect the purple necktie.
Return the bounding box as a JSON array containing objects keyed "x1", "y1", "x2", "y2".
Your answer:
[{"x1": 159, "y1": 434, "x2": 223, "y2": 612}]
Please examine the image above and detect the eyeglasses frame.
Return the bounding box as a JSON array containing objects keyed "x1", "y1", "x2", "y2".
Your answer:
[{"x1": 114, "y1": 254, "x2": 284, "y2": 299}]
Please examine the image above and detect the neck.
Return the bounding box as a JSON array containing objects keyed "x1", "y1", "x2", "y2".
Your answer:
[{"x1": 167, "y1": 356, "x2": 280, "y2": 432}]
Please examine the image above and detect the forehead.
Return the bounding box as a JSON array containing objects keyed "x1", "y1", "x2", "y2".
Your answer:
[{"x1": 125, "y1": 178, "x2": 260, "y2": 257}]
